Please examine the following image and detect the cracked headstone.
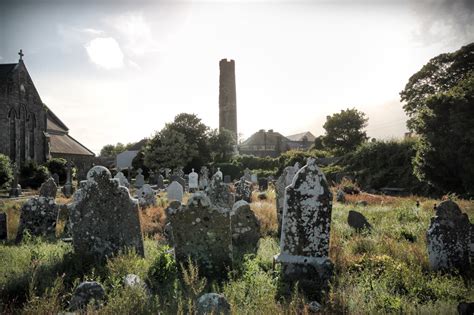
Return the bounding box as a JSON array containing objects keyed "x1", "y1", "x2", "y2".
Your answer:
[
  {"x1": 276, "y1": 163, "x2": 299, "y2": 235},
  {"x1": 70, "y1": 166, "x2": 144, "y2": 260}
]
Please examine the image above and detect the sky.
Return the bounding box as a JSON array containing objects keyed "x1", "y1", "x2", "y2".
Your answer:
[{"x1": 1, "y1": 0, "x2": 473, "y2": 154}]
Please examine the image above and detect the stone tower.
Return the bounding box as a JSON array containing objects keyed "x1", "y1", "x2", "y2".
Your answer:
[{"x1": 219, "y1": 59, "x2": 237, "y2": 141}]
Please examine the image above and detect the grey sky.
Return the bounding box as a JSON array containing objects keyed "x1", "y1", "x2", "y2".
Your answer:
[{"x1": 1, "y1": 0, "x2": 473, "y2": 153}]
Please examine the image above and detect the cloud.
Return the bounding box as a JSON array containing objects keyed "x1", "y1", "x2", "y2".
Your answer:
[
  {"x1": 107, "y1": 12, "x2": 159, "y2": 56},
  {"x1": 85, "y1": 37, "x2": 124, "y2": 69}
]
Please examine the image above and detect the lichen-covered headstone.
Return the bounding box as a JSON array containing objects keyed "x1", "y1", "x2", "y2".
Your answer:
[
  {"x1": 188, "y1": 168, "x2": 199, "y2": 191},
  {"x1": 427, "y1": 200, "x2": 473, "y2": 271},
  {"x1": 167, "y1": 181, "x2": 184, "y2": 202},
  {"x1": 135, "y1": 168, "x2": 145, "y2": 188},
  {"x1": 275, "y1": 158, "x2": 333, "y2": 297},
  {"x1": 136, "y1": 184, "x2": 156, "y2": 208},
  {"x1": 0, "y1": 212, "x2": 7, "y2": 241},
  {"x1": 276, "y1": 164, "x2": 299, "y2": 235},
  {"x1": 70, "y1": 166, "x2": 144, "y2": 259},
  {"x1": 206, "y1": 174, "x2": 235, "y2": 209},
  {"x1": 114, "y1": 170, "x2": 130, "y2": 188},
  {"x1": 197, "y1": 293, "x2": 231, "y2": 315},
  {"x1": 167, "y1": 193, "x2": 232, "y2": 278},
  {"x1": 231, "y1": 200, "x2": 260, "y2": 261},
  {"x1": 235, "y1": 177, "x2": 252, "y2": 203},
  {"x1": 69, "y1": 281, "x2": 106, "y2": 311},
  {"x1": 199, "y1": 166, "x2": 210, "y2": 190},
  {"x1": 39, "y1": 177, "x2": 58, "y2": 198},
  {"x1": 16, "y1": 179, "x2": 59, "y2": 242}
]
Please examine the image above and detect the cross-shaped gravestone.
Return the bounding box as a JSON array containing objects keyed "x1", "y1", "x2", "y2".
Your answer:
[
  {"x1": 63, "y1": 160, "x2": 73, "y2": 197},
  {"x1": 188, "y1": 168, "x2": 199, "y2": 191}
]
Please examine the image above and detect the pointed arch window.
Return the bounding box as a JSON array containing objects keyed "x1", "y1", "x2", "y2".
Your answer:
[{"x1": 8, "y1": 108, "x2": 16, "y2": 162}]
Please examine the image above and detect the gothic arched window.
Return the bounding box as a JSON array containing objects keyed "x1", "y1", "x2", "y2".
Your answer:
[
  {"x1": 8, "y1": 108, "x2": 16, "y2": 162},
  {"x1": 28, "y1": 113, "x2": 36, "y2": 160}
]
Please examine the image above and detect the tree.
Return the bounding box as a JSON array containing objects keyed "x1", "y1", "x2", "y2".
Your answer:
[
  {"x1": 400, "y1": 43, "x2": 474, "y2": 195},
  {"x1": 208, "y1": 128, "x2": 236, "y2": 162},
  {"x1": 0, "y1": 154, "x2": 13, "y2": 189},
  {"x1": 99, "y1": 142, "x2": 133, "y2": 157},
  {"x1": 322, "y1": 108, "x2": 368, "y2": 154}
]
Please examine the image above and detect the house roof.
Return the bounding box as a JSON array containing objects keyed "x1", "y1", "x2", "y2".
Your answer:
[
  {"x1": 0, "y1": 63, "x2": 17, "y2": 81},
  {"x1": 241, "y1": 129, "x2": 289, "y2": 146},
  {"x1": 286, "y1": 131, "x2": 316, "y2": 142}
]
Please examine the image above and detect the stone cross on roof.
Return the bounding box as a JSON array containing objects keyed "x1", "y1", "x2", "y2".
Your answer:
[{"x1": 18, "y1": 49, "x2": 24, "y2": 61}]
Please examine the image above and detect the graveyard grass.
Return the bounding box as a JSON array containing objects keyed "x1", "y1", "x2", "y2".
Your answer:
[{"x1": 1, "y1": 190, "x2": 473, "y2": 314}]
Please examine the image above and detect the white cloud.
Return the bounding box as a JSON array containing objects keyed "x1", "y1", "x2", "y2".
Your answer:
[
  {"x1": 85, "y1": 37, "x2": 124, "y2": 69},
  {"x1": 108, "y1": 12, "x2": 160, "y2": 56}
]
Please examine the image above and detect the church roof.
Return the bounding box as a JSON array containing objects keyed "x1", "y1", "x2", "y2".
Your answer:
[
  {"x1": 45, "y1": 104, "x2": 69, "y2": 133},
  {"x1": 241, "y1": 129, "x2": 289, "y2": 146},
  {"x1": 49, "y1": 133, "x2": 95, "y2": 156},
  {"x1": 286, "y1": 131, "x2": 316, "y2": 142},
  {"x1": 0, "y1": 63, "x2": 18, "y2": 81}
]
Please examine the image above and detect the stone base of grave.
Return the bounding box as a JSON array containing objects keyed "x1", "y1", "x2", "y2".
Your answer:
[{"x1": 275, "y1": 253, "x2": 333, "y2": 299}]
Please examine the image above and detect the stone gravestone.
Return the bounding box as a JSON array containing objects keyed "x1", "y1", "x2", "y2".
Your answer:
[
  {"x1": 347, "y1": 210, "x2": 371, "y2": 231},
  {"x1": 223, "y1": 175, "x2": 231, "y2": 184},
  {"x1": 9, "y1": 164, "x2": 22, "y2": 197},
  {"x1": 135, "y1": 168, "x2": 145, "y2": 188},
  {"x1": 170, "y1": 175, "x2": 186, "y2": 192},
  {"x1": 16, "y1": 177, "x2": 59, "y2": 242},
  {"x1": 206, "y1": 174, "x2": 235, "y2": 209},
  {"x1": 136, "y1": 184, "x2": 156, "y2": 208},
  {"x1": 427, "y1": 200, "x2": 473, "y2": 271},
  {"x1": 164, "y1": 168, "x2": 171, "y2": 179},
  {"x1": 0, "y1": 212, "x2": 7, "y2": 241},
  {"x1": 156, "y1": 173, "x2": 165, "y2": 190},
  {"x1": 258, "y1": 178, "x2": 268, "y2": 191},
  {"x1": 275, "y1": 164, "x2": 299, "y2": 235},
  {"x1": 148, "y1": 170, "x2": 155, "y2": 185},
  {"x1": 250, "y1": 173, "x2": 258, "y2": 185},
  {"x1": 167, "y1": 181, "x2": 184, "y2": 203},
  {"x1": 243, "y1": 168, "x2": 252, "y2": 182},
  {"x1": 70, "y1": 166, "x2": 144, "y2": 259},
  {"x1": 62, "y1": 160, "x2": 74, "y2": 197},
  {"x1": 199, "y1": 166, "x2": 210, "y2": 190},
  {"x1": 214, "y1": 167, "x2": 223, "y2": 180},
  {"x1": 188, "y1": 168, "x2": 199, "y2": 192},
  {"x1": 167, "y1": 192, "x2": 232, "y2": 278},
  {"x1": 114, "y1": 169, "x2": 130, "y2": 188},
  {"x1": 52, "y1": 173, "x2": 60, "y2": 185},
  {"x1": 275, "y1": 158, "x2": 333, "y2": 297},
  {"x1": 231, "y1": 200, "x2": 261, "y2": 261},
  {"x1": 235, "y1": 177, "x2": 252, "y2": 203}
]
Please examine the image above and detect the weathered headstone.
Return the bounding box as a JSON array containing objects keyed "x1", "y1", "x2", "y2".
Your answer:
[
  {"x1": 156, "y1": 173, "x2": 165, "y2": 189},
  {"x1": 62, "y1": 160, "x2": 74, "y2": 197},
  {"x1": 164, "y1": 168, "x2": 171, "y2": 179},
  {"x1": 427, "y1": 200, "x2": 473, "y2": 271},
  {"x1": 167, "y1": 192, "x2": 232, "y2": 278},
  {"x1": 243, "y1": 168, "x2": 252, "y2": 182},
  {"x1": 70, "y1": 166, "x2": 144, "y2": 259},
  {"x1": 197, "y1": 293, "x2": 231, "y2": 315},
  {"x1": 114, "y1": 170, "x2": 130, "y2": 188},
  {"x1": 148, "y1": 170, "x2": 155, "y2": 184},
  {"x1": 188, "y1": 168, "x2": 199, "y2": 191},
  {"x1": 231, "y1": 200, "x2": 260, "y2": 261},
  {"x1": 235, "y1": 177, "x2": 252, "y2": 203},
  {"x1": 214, "y1": 167, "x2": 223, "y2": 180},
  {"x1": 171, "y1": 175, "x2": 186, "y2": 191},
  {"x1": 167, "y1": 181, "x2": 184, "y2": 203},
  {"x1": 347, "y1": 210, "x2": 371, "y2": 231},
  {"x1": 69, "y1": 281, "x2": 106, "y2": 311},
  {"x1": 174, "y1": 166, "x2": 185, "y2": 178},
  {"x1": 16, "y1": 178, "x2": 59, "y2": 242},
  {"x1": 223, "y1": 175, "x2": 231, "y2": 184},
  {"x1": 199, "y1": 166, "x2": 210, "y2": 190},
  {"x1": 276, "y1": 164, "x2": 299, "y2": 235},
  {"x1": 206, "y1": 174, "x2": 235, "y2": 209},
  {"x1": 136, "y1": 184, "x2": 156, "y2": 208},
  {"x1": 0, "y1": 212, "x2": 7, "y2": 241},
  {"x1": 9, "y1": 164, "x2": 22, "y2": 197},
  {"x1": 135, "y1": 168, "x2": 145, "y2": 188},
  {"x1": 275, "y1": 158, "x2": 333, "y2": 297}
]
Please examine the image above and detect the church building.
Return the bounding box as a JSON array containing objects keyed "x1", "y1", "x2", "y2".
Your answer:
[{"x1": 0, "y1": 50, "x2": 94, "y2": 171}]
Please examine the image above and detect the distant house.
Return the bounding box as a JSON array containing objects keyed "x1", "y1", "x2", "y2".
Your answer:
[
  {"x1": 286, "y1": 131, "x2": 316, "y2": 150},
  {"x1": 116, "y1": 139, "x2": 148, "y2": 170}
]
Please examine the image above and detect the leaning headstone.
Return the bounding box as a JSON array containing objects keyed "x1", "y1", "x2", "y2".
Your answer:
[
  {"x1": 235, "y1": 177, "x2": 252, "y2": 203},
  {"x1": 275, "y1": 158, "x2": 333, "y2": 297},
  {"x1": 199, "y1": 166, "x2": 210, "y2": 190},
  {"x1": 347, "y1": 210, "x2": 371, "y2": 231},
  {"x1": 188, "y1": 168, "x2": 199, "y2": 192},
  {"x1": 206, "y1": 174, "x2": 235, "y2": 209},
  {"x1": 167, "y1": 193, "x2": 232, "y2": 278},
  {"x1": 197, "y1": 293, "x2": 231, "y2": 315},
  {"x1": 16, "y1": 178, "x2": 59, "y2": 242},
  {"x1": 276, "y1": 164, "x2": 299, "y2": 235},
  {"x1": 136, "y1": 184, "x2": 156, "y2": 208},
  {"x1": 135, "y1": 168, "x2": 145, "y2": 188},
  {"x1": 167, "y1": 181, "x2": 184, "y2": 203},
  {"x1": 223, "y1": 175, "x2": 231, "y2": 184},
  {"x1": 231, "y1": 200, "x2": 260, "y2": 261},
  {"x1": 427, "y1": 200, "x2": 473, "y2": 271},
  {"x1": 114, "y1": 170, "x2": 130, "y2": 188},
  {"x1": 70, "y1": 166, "x2": 144, "y2": 259},
  {"x1": 0, "y1": 212, "x2": 7, "y2": 241},
  {"x1": 69, "y1": 281, "x2": 106, "y2": 311}
]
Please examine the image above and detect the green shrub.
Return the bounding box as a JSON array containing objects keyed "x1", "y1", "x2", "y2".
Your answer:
[
  {"x1": 147, "y1": 246, "x2": 178, "y2": 296},
  {"x1": 45, "y1": 158, "x2": 67, "y2": 184},
  {"x1": 0, "y1": 154, "x2": 13, "y2": 189},
  {"x1": 19, "y1": 161, "x2": 49, "y2": 189}
]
